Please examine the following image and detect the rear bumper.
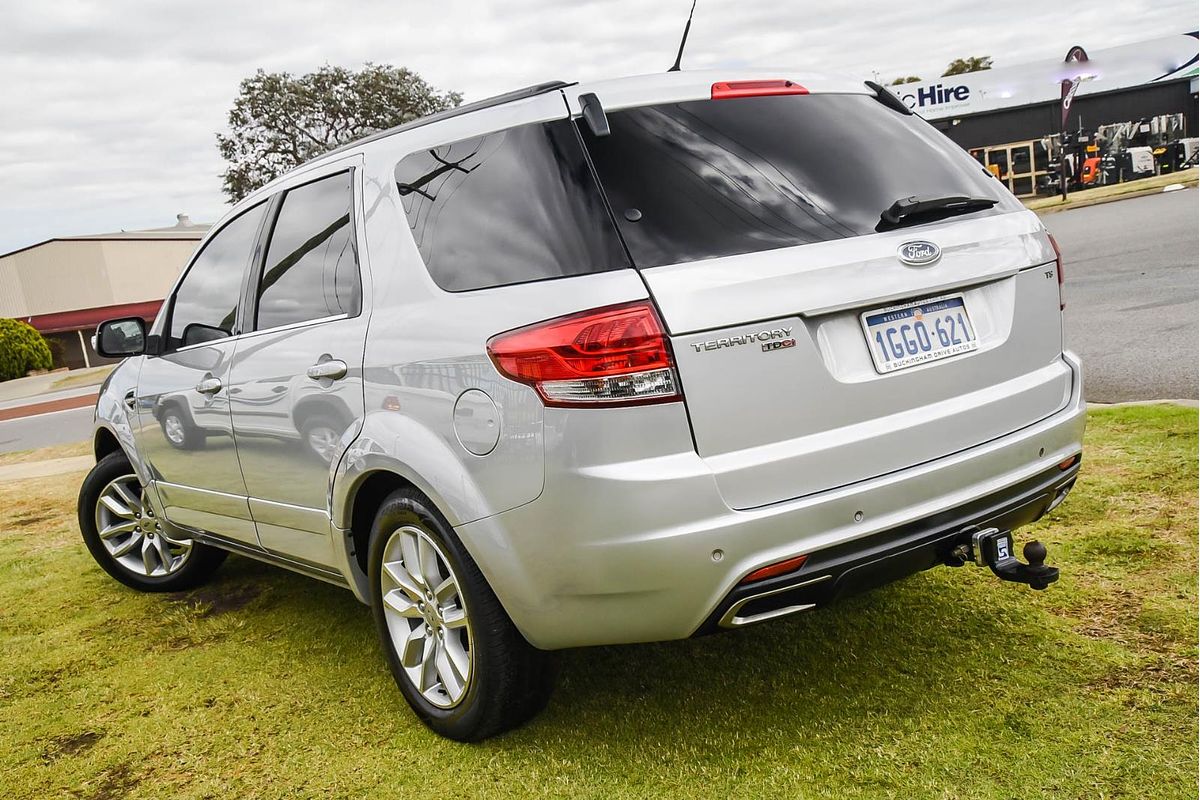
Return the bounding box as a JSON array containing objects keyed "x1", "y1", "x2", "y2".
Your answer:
[
  {"x1": 455, "y1": 352, "x2": 1086, "y2": 650},
  {"x1": 694, "y1": 457, "x2": 1078, "y2": 635}
]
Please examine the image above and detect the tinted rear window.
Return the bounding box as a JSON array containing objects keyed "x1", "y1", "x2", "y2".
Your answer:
[
  {"x1": 395, "y1": 119, "x2": 628, "y2": 292},
  {"x1": 578, "y1": 93, "x2": 1017, "y2": 268}
]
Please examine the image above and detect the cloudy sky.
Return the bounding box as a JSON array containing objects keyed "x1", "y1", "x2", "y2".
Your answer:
[{"x1": 1, "y1": 0, "x2": 1195, "y2": 254}]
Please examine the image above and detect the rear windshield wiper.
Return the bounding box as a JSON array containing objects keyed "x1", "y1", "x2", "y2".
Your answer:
[{"x1": 877, "y1": 195, "x2": 997, "y2": 231}]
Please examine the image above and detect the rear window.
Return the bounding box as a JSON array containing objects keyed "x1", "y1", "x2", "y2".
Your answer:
[
  {"x1": 394, "y1": 119, "x2": 628, "y2": 292},
  {"x1": 577, "y1": 93, "x2": 1018, "y2": 268}
]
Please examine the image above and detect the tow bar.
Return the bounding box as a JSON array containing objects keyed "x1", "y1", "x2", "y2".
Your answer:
[{"x1": 947, "y1": 527, "x2": 1059, "y2": 590}]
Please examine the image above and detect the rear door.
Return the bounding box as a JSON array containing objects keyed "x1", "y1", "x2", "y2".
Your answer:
[
  {"x1": 226, "y1": 165, "x2": 368, "y2": 567},
  {"x1": 577, "y1": 89, "x2": 1071, "y2": 509}
]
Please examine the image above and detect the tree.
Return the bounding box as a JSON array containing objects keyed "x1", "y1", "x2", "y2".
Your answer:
[
  {"x1": 890, "y1": 76, "x2": 922, "y2": 85},
  {"x1": 941, "y1": 56, "x2": 993, "y2": 77},
  {"x1": 0, "y1": 319, "x2": 53, "y2": 381},
  {"x1": 217, "y1": 63, "x2": 462, "y2": 202}
]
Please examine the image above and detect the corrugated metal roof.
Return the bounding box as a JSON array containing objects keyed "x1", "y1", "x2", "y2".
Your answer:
[
  {"x1": 0, "y1": 216, "x2": 210, "y2": 260},
  {"x1": 0, "y1": 234, "x2": 200, "y2": 318},
  {"x1": 59, "y1": 228, "x2": 209, "y2": 242}
]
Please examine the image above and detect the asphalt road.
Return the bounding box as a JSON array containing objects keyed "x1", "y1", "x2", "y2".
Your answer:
[
  {"x1": 0, "y1": 406, "x2": 93, "y2": 454},
  {"x1": 0, "y1": 189, "x2": 1194, "y2": 454},
  {"x1": 1044, "y1": 187, "x2": 1199, "y2": 402}
]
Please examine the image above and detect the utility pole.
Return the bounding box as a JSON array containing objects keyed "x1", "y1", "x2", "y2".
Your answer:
[{"x1": 1059, "y1": 128, "x2": 1070, "y2": 201}]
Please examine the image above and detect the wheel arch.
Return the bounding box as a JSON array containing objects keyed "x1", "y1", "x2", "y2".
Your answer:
[
  {"x1": 327, "y1": 409, "x2": 535, "y2": 605},
  {"x1": 94, "y1": 425, "x2": 122, "y2": 462},
  {"x1": 331, "y1": 447, "x2": 489, "y2": 605},
  {"x1": 330, "y1": 412, "x2": 499, "y2": 532},
  {"x1": 333, "y1": 460, "x2": 471, "y2": 606},
  {"x1": 91, "y1": 358, "x2": 150, "y2": 484},
  {"x1": 333, "y1": 463, "x2": 529, "y2": 644},
  {"x1": 345, "y1": 469, "x2": 418, "y2": 574}
]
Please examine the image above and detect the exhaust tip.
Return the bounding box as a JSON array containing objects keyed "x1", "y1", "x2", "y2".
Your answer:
[{"x1": 719, "y1": 574, "x2": 831, "y2": 628}]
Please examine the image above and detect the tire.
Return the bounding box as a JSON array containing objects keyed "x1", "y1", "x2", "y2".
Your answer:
[
  {"x1": 368, "y1": 488, "x2": 555, "y2": 741},
  {"x1": 159, "y1": 404, "x2": 205, "y2": 451},
  {"x1": 78, "y1": 451, "x2": 227, "y2": 592}
]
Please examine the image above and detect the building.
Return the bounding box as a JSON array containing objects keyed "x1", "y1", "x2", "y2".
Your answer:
[
  {"x1": 0, "y1": 215, "x2": 208, "y2": 369},
  {"x1": 889, "y1": 33, "x2": 1199, "y2": 196}
]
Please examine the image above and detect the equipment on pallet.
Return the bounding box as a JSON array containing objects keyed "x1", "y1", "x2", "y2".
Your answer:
[{"x1": 1034, "y1": 113, "x2": 1192, "y2": 194}]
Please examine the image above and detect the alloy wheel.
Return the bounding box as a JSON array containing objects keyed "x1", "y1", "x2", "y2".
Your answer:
[
  {"x1": 95, "y1": 474, "x2": 193, "y2": 577},
  {"x1": 379, "y1": 525, "x2": 473, "y2": 708}
]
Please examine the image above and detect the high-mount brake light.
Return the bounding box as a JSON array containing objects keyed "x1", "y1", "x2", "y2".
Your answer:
[
  {"x1": 711, "y1": 80, "x2": 808, "y2": 100},
  {"x1": 486, "y1": 301, "x2": 682, "y2": 408},
  {"x1": 740, "y1": 555, "x2": 808, "y2": 585},
  {"x1": 1048, "y1": 233, "x2": 1066, "y2": 310}
]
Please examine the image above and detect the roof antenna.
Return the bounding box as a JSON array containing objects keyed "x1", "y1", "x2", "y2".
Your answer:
[{"x1": 668, "y1": 0, "x2": 698, "y2": 72}]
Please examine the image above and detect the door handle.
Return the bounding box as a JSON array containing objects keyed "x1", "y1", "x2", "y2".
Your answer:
[
  {"x1": 306, "y1": 359, "x2": 348, "y2": 381},
  {"x1": 195, "y1": 377, "x2": 223, "y2": 395}
]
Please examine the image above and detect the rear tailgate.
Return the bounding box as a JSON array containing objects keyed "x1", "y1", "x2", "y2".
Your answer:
[
  {"x1": 651, "y1": 211, "x2": 1070, "y2": 509},
  {"x1": 570, "y1": 79, "x2": 1071, "y2": 509}
]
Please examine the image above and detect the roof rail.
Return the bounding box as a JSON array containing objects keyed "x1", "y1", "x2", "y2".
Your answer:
[{"x1": 319, "y1": 80, "x2": 575, "y2": 160}]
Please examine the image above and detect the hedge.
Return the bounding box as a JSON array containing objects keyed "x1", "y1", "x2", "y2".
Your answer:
[{"x1": 0, "y1": 318, "x2": 54, "y2": 381}]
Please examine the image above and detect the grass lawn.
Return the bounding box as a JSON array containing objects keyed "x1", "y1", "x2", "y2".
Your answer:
[
  {"x1": 0, "y1": 440, "x2": 90, "y2": 469},
  {"x1": 1, "y1": 405, "x2": 1195, "y2": 799},
  {"x1": 1023, "y1": 168, "x2": 1198, "y2": 213},
  {"x1": 48, "y1": 365, "x2": 115, "y2": 392}
]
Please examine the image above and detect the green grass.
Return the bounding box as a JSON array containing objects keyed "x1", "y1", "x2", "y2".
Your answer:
[
  {"x1": 49, "y1": 365, "x2": 115, "y2": 392},
  {"x1": 1023, "y1": 167, "x2": 1198, "y2": 212},
  {"x1": 0, "y1": 440, "x2": 90, "y2": 469},
  {"x1": 1, "y1": 406, "x2": 1196, "y2": 799}
]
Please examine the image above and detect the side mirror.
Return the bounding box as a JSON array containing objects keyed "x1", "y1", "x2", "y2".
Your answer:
[
  {"x1": 94, "y1": 317, "x2": 147, "y2": 358},
  {"x1": 181, "y1": 322, "x2": 229, "y2": 347}
]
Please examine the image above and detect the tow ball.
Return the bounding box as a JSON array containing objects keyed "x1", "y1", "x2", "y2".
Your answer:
[{"x1": 947, "y1": 527, "x2": 1059, "y2": 590}]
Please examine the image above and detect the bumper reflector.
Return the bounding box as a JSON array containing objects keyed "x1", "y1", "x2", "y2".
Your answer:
[
  {"x1": 1058, "y1": 454, "x2": 1080, "y2": 470},
  {"x1": 740, "y1": 554, "x2": 808, "y2": 585}
]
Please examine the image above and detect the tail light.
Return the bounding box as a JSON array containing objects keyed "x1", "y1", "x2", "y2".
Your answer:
[
  {"x1": 487, "y1": 301, "x2": 682, "y2": 408},
  {"x1": 1048, "y1": 233, "x2": 1065, "y2": 310},
  {"x1": 711, "y1": 80, "x2": 808, "y2": 100}
]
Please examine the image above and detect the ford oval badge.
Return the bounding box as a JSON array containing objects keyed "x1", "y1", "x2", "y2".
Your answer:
[{"x1": 897, "y1": 240, "x2": 941, "y2": 266}]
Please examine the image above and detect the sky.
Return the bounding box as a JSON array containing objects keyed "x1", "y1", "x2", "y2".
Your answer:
[{"x1": 1, "y1": 0, "x2": 1195, "y2": 255}]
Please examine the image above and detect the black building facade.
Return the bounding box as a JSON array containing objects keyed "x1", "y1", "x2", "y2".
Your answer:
[{"x1": 930, "y1": 79, "x2": 1198, "y2": 150}]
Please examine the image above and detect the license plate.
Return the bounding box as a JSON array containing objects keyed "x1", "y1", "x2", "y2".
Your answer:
[{"x1": 860, "y1": 294, "x2": 978, "y2": 374}]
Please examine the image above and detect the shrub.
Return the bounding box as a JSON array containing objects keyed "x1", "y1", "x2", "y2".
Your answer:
[
  {"x1": 0, "y1": 318, "x2": 54, "y2": 381},
  {"x1": 46, "y1": 337, "x2": 67, "y2": 369}
]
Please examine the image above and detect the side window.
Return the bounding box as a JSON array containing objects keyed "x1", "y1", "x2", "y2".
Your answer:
[
  {"x1": 168, "y1": 202, "x2": 266, "y2": 350},
  {"x1": 394, "y1": 119, "x2": 628, "y2": 292},
  {"x1": 255, "y1": 171, "x2": 360, "y2": 331}
]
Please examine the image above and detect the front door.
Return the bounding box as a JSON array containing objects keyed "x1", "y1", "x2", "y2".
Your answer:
[
  {"x1": 226, "y1": 168, "x2": 367, "y2": 567},
  {"x1": 134, "y1": 202, "x2": 268, "y2": 546}
]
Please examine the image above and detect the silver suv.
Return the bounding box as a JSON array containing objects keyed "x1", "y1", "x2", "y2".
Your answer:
[{"x1": 80, "y1": 72, "x2": 1084, "y2": 741}]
